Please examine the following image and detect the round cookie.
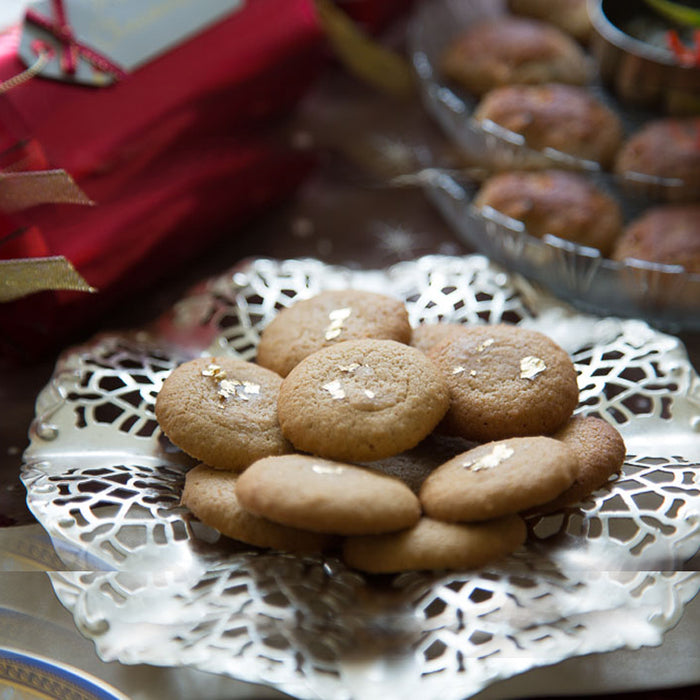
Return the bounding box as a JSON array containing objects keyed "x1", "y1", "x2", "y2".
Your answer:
[
  {"x1": 410, "y1": 322, "x2": 470, "y2": 354},
  {"x1": 611, "y1": 204, "x2": 700, "y2": 274},
  {"x1": 235, "y1": 455, "x2": 421, "y2": 535},
  {"x1": 473, "y1": 83, "x2": 623, "y2": 168},
  {"x1": 614, "y1": 118, "x2": 700, "y2": 202},
  {"x1": 507, "y1": 0, "x2": 592, "y2": 44},
  {"x1": 342, "y1": 515, "x2": 527, "y2": 573},
  {"x1": 256, "y1": 289, "x2": 412, "y2": 377},
  {"x1": 277, "y1": 338, "x2": 450, "y2": 461},
  {"x1": 427, "y1": 323, "x2": 579, "y2": 442},
  {"x1": 473, "y1": 170, "x2": 624, "y2": 256},
  {"x1": 155, "y1": 356, "x2": 291, "y2": 471},
  {"x1": 420, "y1": 437, "x2": 577, "y2": 521},
  {"x1": 181, "y1": 464, "x2": 334, "y2": 552},
  {"x1": 440, "y1": 16, "x2": 589, "y2": 96},
  {"x1": 535, "y1": 415, "x2": 626, "y2": 513}
]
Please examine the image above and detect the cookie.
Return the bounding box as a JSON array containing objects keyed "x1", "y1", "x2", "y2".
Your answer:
[
  {"x1": 342, "y1": 514, "x2": 527, "y2": 573},
  {"x1": 441, "y1": 16, "x2": 589, "y2": 96},
  {"x1": 181, "y1": 464, "x2": 334, "y2": 552},
  {"x1": 507, "y1": 0, "x2": 592, "y2": 43},
  {"x1": 256, "y1": 289, "x2": 412, "y2": 377},
  {"x1": 155, "y1": 356, "x2": 291, "y2": 471},
  {"x1": 427, "y1": 324, "x2": 579, "y2": 442},
  {"x1": 410, "y1": 322, "x2": 469, "y2": 354},
  {"x1": 614, "y1": 118, "x2": 700, "y2": 202},
  {"x1": 473, "y1": 170, "x2": 624, "y2": 256},
  {"x1": 277, "y1": 338, "x2": 450, "y2": 461},
  {"x1": 473, "y1": 83, "x2": 623, "y2": 168},
  {"x1": 235, "y1": 454, "x2": 421, "y2": 535},
  {"x1": 611, "y1": 204, "x2": 700, "y2": 274},
  {"x1": 420, "y1": 437, "x2": 577, "y2": 521},
  {"x1": 535, "y1": 415, "x2": 626, "y2": 513}
]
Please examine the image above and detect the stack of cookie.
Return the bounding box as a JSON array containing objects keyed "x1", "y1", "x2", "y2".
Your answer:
[{"x1": 155, "y1": 290, "x2": 625, "y2": 573}]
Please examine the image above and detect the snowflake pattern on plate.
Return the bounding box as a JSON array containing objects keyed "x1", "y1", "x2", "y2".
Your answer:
[{"x1": 22, "y1": 256, "x2": 700, "y2": 700}]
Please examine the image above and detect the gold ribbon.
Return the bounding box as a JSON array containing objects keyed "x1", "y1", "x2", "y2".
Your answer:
[
  {"x1": 314, "y1": 0, "x2": 415, "y2": 99},
  {"x1": 0, "y1": 169, "x2": 94, "y2": 212},
  {"x1": 0, "y1": 256, "x2": 95, "y2": 301}
]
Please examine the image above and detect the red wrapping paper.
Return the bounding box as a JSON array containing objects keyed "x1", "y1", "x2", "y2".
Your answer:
[
  {"x1": 0, "y1": 0, "x2": 324, "y2": 178},
  {"x1": 0, "y1": 0, "x2": 326, "y2": 360},
  {"x1": 0, "y1": 0, "x2": 412, "y2": 361},
  {"x1": 0, "y1": 130, "x2": 317, "y2": 359}
]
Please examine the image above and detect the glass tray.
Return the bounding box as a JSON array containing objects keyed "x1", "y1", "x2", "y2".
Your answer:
[
  {"x1": 21, "y1": 256, "x2": 700, "y2": 700},
  {"x1": 407, "y1": 0, "x2": 656, "y2": 171},
  {"x1": 421, "y1": 172, "x2": 700, "y2": 330},
  {"x1": 407, "y1": 0, "x2": 700, "y2": 330}
]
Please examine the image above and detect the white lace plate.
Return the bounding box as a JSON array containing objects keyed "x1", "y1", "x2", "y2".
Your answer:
[{"x1": 21, "y1": 256, "x2": 700, "y2": 700}]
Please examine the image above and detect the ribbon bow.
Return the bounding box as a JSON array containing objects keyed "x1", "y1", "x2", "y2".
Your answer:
[{"x1": 25, "y1": 0, "x2": 127, "y2": 81}]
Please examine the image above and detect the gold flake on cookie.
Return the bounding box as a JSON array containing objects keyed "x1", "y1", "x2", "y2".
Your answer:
[
  {"x1": 324, "y1": 307, "x2": 353, "y2": 340},
  {"x1": 201, "y1": 362, "x2": 261, "y2": 401},
  {"x1": 452, "y1": 365, "x2": 477, "y2": 377},
  {"x1": 520, "y1": 355, "x2": 547, "y2": 380},
  {"x1": 322, "y1": 379, "x2": 346, "y2": 399},
  {"x1": 201, "y1": 362, "x2": 227, "y2": 379},
  {"x1": 217, "y1": 378, "x2": 261, "y2": 401},
  {"x1": 476, "y1": 338, "x2": 495, "y2": 352},
  {"x1": 462, "y1": 443, "x2": 514, "y2": 472}
]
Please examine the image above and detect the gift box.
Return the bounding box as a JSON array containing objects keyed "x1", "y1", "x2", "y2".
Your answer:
[
  {"x1": 0, "y1": 0, "x2": 414, "y2": 362},
  {"x1": 0, "y1": 0, "x2": 328, "y2": 361}
]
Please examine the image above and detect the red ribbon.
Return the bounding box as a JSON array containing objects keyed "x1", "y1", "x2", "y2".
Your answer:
[{"x1": 25, "y1": 0, "x2": 128, "y2": 81}]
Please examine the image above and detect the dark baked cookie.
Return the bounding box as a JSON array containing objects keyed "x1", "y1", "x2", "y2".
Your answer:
[
  {"x1": 614, "y1": 118, "x2": 700, "y2": 202},
  {"x1": 473, "y1": 83, "x2": 623, "y2": 168},
  {"x1": 441, "y1": 16, "x2": 589, "y2": 96},
  {"x1": 420, "y1": 436, "x2": 577, "y2": 521},
  {"x1": 256, "y1": 289, "x2": 412, "y2": 377},
  {"x1": 474, "y1": 170, "x2": 624, "y2": 255},
  {"x1": 235, "y1": 454, "x2": 421, "y2": 535},
  {"x1": 181, "y1": 464, "x2": 334, "y2": 552},
  {"x1": 611, "y1": 204, "x2": 700, "y2": 273},
  {"x1": 278, "y1": 338, "x2": 450, "y2": 461},
  {"x1": 155, "y1": 356, "x2": 291, "y2": 470},
  {"x1": 427, "y1": 324, "x2": 579, "y2": 442},
  {"x1": 342, "y1": 514, "x2": 527, "y2": 573},
  {"x1": 507, "y1": 0, "x2": 592, "y2": 43}
]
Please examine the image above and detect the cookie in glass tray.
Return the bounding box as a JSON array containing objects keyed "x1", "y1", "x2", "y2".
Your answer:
[
  {"x1": 407, "y1": 0, "x2": 621, "y2": 170},
  {"x1": 614, "y1": 117, "x2": 700, "y2": 202},
  {"x1": 611, "y1": 203, "x2": 700, "y2": 274},
  {"x1": 472, "y1": 169, "x2": 624, "y2": 256},
  {"x1": 439, "y1": 15, "x2": 590, "y2": 96},
  {"x1": 506, "y1": 0, "x2": 592, "y2": 44},
  {"x1": 472, "y1": 83, "x2": 624, "y2": 169}
]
